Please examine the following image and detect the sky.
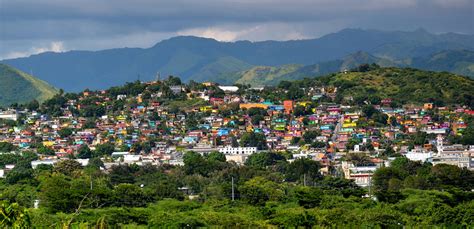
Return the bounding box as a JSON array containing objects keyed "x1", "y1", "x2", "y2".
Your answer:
[{"x1": 0, "y1": 0, "x2": 472, "y2": 59}]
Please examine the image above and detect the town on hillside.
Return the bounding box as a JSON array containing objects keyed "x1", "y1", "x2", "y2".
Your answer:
[{"x1": 1, "y1": 72, "x2": 473, "y2": 187}]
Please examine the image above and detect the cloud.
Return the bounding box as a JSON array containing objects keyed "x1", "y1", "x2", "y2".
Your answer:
[
  {"x1": 178, "y1": 27, "x2": 245, "y2": 42},
  {"x1": 0, "y1": 0, "x2": 472, "y2": 58},
  {"x1": 3, "y1": 42, "x2": 66, "y2": 59}
]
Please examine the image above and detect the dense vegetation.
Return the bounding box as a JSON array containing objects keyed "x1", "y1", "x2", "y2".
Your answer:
[
  {"x1": 1, "y1": 150, "x2": 473, "y2": 228},
  {"x1": 295, "y1": 66, "x2": 474, "y2": 108},
  {"x1": 0, "y1": 64, "x2": 58, "y2": 107}
]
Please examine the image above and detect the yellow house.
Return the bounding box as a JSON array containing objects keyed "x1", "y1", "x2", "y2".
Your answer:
[
  {"x1": 43, "y1": 141, "x2": 55, "y2": 147},
  {"x1": 342, "y1": 122, "x2": 357, "y2": 128},
  {"x1": 297, "y1": 101, "x2": 311, "y2": 107},
  {"x1": 200, "y1": 106, "x2": 213, "y2": 112},
  {"x1": 246, "y1": 125, "x2": 254, "y2": 132},
  {"x1": 116, "y1": 115, "x2": 126, "y2": 121}
]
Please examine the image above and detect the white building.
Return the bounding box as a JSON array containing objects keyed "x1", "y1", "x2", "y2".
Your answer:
[
  {"x1": 123, "y1": 155, "x2": 141, "y2": 163},
  {"x1": 218, "y1": 86, "x2": 239, "y2": 93},
  {"x1": 405, "y1": 149, "x2": 433, "y2": 162},
  {"x1": 218, "y1": 146, "x2": 257, "y2": 155},
  {"x1": 342, "y1": 161, "x2": 381, "y2": 187},
  {"x1": 31, "y1": 159, "x2": 57, "y2": 169},
  {"x1": 0, "y1": 110, "x2": 19, "y2": 121}
]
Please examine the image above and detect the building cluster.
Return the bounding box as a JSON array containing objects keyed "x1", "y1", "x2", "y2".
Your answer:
[{"x1": 1, "y1": 80, "x2": 473, "y2": 187}]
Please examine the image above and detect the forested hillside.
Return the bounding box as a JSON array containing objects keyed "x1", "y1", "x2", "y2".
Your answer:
[{"x1": 0, "y1": 64, "x2": 58, "y2": 107}]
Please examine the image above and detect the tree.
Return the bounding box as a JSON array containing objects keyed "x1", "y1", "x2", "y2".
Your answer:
[
  {"x1": 206, "y1": 151, "x2": 226, "y2": 163},
  {"x1": 39, "y1": 174, "x2": 80, "y2": 213},
  {"x1": 240, "y1": 132, "x2": 267, "y2": 150},
  {"x1": 287, "y1": 85, "x2": 304, "y2": 100},
  {"x1": 58, "y1": 128, "x2": 73, "y2": 138},
  {"x1": 317, "y1": 176, "x2": 366, "y2": 198},
  {"x1": 5, "y1": 160, "x2": 34, "y2": 184},
  {"x1": 245, "y1": 152, "x2": 286, "y2": 169},
  {"x1": 37, "y1": 146, "x2": 55, "y2": 155},
  {"x1": 86, "y1": 157, "x2": 105, "y2": 170},
  {"x1": 347, "y1": 153, "x2": 373, "y2": 166},
  {"x1": 54, "y1": 160, "x2": 83, "y2": 176},
  {"x1": 183, "y1": 151, "x2": 209, "y2": 176},
  {"x1": 77, "y1": 145, "x2": 92, "y2": 159},
  {"x1": 251, "y1": 114, "x2": 264, "y2": 125},
  {"x1": 362, "y1": 105, "x2": 377, "y2": 119},
  {"x1": 286, "y1": 158, "x2": 321, "y2": 183},
  {"x1": 302, "y1": 131, "x2": 318, "y2": 144},
  {"x1": 0, "y1": 202, "x2": 32, "y2": 228},
  {"x1": 113, "y1": 184, "x2": 148, "y2": 207},
  {"x1": 0, "y1": 142, "x2": 17, "y2": 152},
  {"x1": 94, "y1": 143, "x2": 115, "y2": 157},
  {"x1": 239, "y1": 176, "x2": 284, "y2": 205},
  {"x1": 293, "y1": 106, "x2": 306, "y2": 116},
  {"x1": 372, "y1": 167, "x2": 404, "y2": 203},
  {"x1": 294, "y1": 186, "x2": 322, "y2": 208},
  {"x1": 109, "y1": 164, "x2": 137, "y2": 185},
  {"x1": 26, "y1": 100, "x2": 39, "y2": 111}
]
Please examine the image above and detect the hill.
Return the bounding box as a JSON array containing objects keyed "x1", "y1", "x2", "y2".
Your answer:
[
  {"x1": 216, "y1": 52, "x2": 398, "y2": 86},
  {"x1": 314, "y1": 67, "x2": 474, "y2": 107},
  {"x1": 2, "y1": 28, "x2": 474, "y2": 91},
  {"x1": 0, "y1": 64, "x2": 58, "y2": 107},
  {"x1": 409, "y1": 50, "x2": 474, "y2": 77},
  {"x1": 224, "y1": 50, "x2": 474, "y2": 86}
]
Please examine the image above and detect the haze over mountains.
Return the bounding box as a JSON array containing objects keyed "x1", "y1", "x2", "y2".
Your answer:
[{"x1": 2, "y1": 28, "x2": 474, "y2": 91}]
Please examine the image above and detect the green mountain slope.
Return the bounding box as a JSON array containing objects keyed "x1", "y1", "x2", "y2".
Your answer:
[
  {"x1": 0, "y1": 64, "x2": 58, "y2": 106},
  {"x1": 233, "y1": 64, "x2": 302, "y2": 86},
  {"x1": 225, "y1": 52, "x2": 399, "y2": 86},
  {"x1": 226, "y1": 50, "x2": 474, "y2": 86},
  {"x1": 191, "y1": 56, "x2": 253, "y2": 84},
  {"x1": 278, "y1": 51, "x2": 400, "y2": 82},
  {"x1": 316, "y1": 67, "x2": 474, "y2": 106},
  {"x1": 409, "y1": 50, "x2": 474, "y2": 77}
]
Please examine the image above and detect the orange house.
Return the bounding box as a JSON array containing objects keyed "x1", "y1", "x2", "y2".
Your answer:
[
  {"x1": 239, "y1": 103, "x2": 269, "y2": 110},
  {"x1": 283, "y1": 100, "x2": 294, "y2": 114}
]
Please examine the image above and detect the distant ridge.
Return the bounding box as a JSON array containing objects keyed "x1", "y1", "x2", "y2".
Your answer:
[{"x1": 2, "y1": 28, "x2": 474, "y2": 91}]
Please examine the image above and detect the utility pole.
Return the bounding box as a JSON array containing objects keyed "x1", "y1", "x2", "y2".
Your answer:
[
  {"x1": 231, "y1": 177, "x2": 235, "y2": 201},
  {"x1": 368, "y1": 175, "x2": 371, "y2": 197}
]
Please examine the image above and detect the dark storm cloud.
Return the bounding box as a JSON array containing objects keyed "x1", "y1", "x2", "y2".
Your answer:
[{"x1": 0, "y1": 0, "x2": 472, "y2": 59}]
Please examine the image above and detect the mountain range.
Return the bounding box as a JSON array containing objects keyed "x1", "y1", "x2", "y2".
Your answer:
[
  {"x1": 225, "y1": 49, "x2": 474, "y2": 86},
  {"x1": 2, "y1": 28, "x2": 474, "y2": 91},
  {"x1": 0, "y1": 64, "x2": 58, "y2": 107}
]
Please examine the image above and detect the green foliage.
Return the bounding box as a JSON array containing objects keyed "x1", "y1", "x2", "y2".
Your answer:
[
  {"x1": 93, "y1": 143, "x2": 115, "y2": 157},
  {"x1": 57, "y1": 128, "x2": 73, "y2": 138},
  {"x1": 319, "y1": 67, "x2": 474, "y2": 107},
  {"x1": 239, "y1": 176, "x2": 285, "y2": 205},
  {"x1": 1, "y1": 148, "x2": 473, "y2": 227},
  {"x1": 240, "y1": 132, "x2": 267, "y2": 150},
  {"x1": 294, "y1": 186, "x2": 323, "y2": 208},
  {"x1": 37, "y1": 146, "x2": 55, "y2": 155},
  {"x1": 53, "y1": 160, "x2": 83, "y2": 176},
  {"x1": 0, "y1": 202, "x2": 32, "y2": 228},
  {"x1": 285, "y1": 158, "x2": 322, "y2": 183},
  {"x1": 112, "y1": 184, "x2": 148, "y2": 207},
  {"x1": 0, "y1": 142, "x2": 17, "y2": 153},
  {"x1": 77, "y1": 145, "x2": 92, "y2": 159},
  {"x1": 244, "y1": 151, "x2": 286, "y2": 169}
]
